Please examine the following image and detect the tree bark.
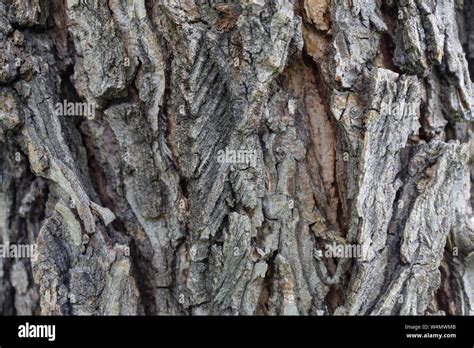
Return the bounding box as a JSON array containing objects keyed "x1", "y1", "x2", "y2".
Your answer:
[{"x1": 0, "y1": 0, "x2": 473, "y2": 315}]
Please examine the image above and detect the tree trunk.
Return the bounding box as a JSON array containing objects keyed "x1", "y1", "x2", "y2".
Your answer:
[{"x1": 0, "y1": 0, "x2": 473, "y2": 316}]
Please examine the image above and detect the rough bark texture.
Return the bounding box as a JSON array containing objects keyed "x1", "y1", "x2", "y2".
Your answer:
[{"x1": 0, "y1": 0, "x2": 473, "y2": 315}]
